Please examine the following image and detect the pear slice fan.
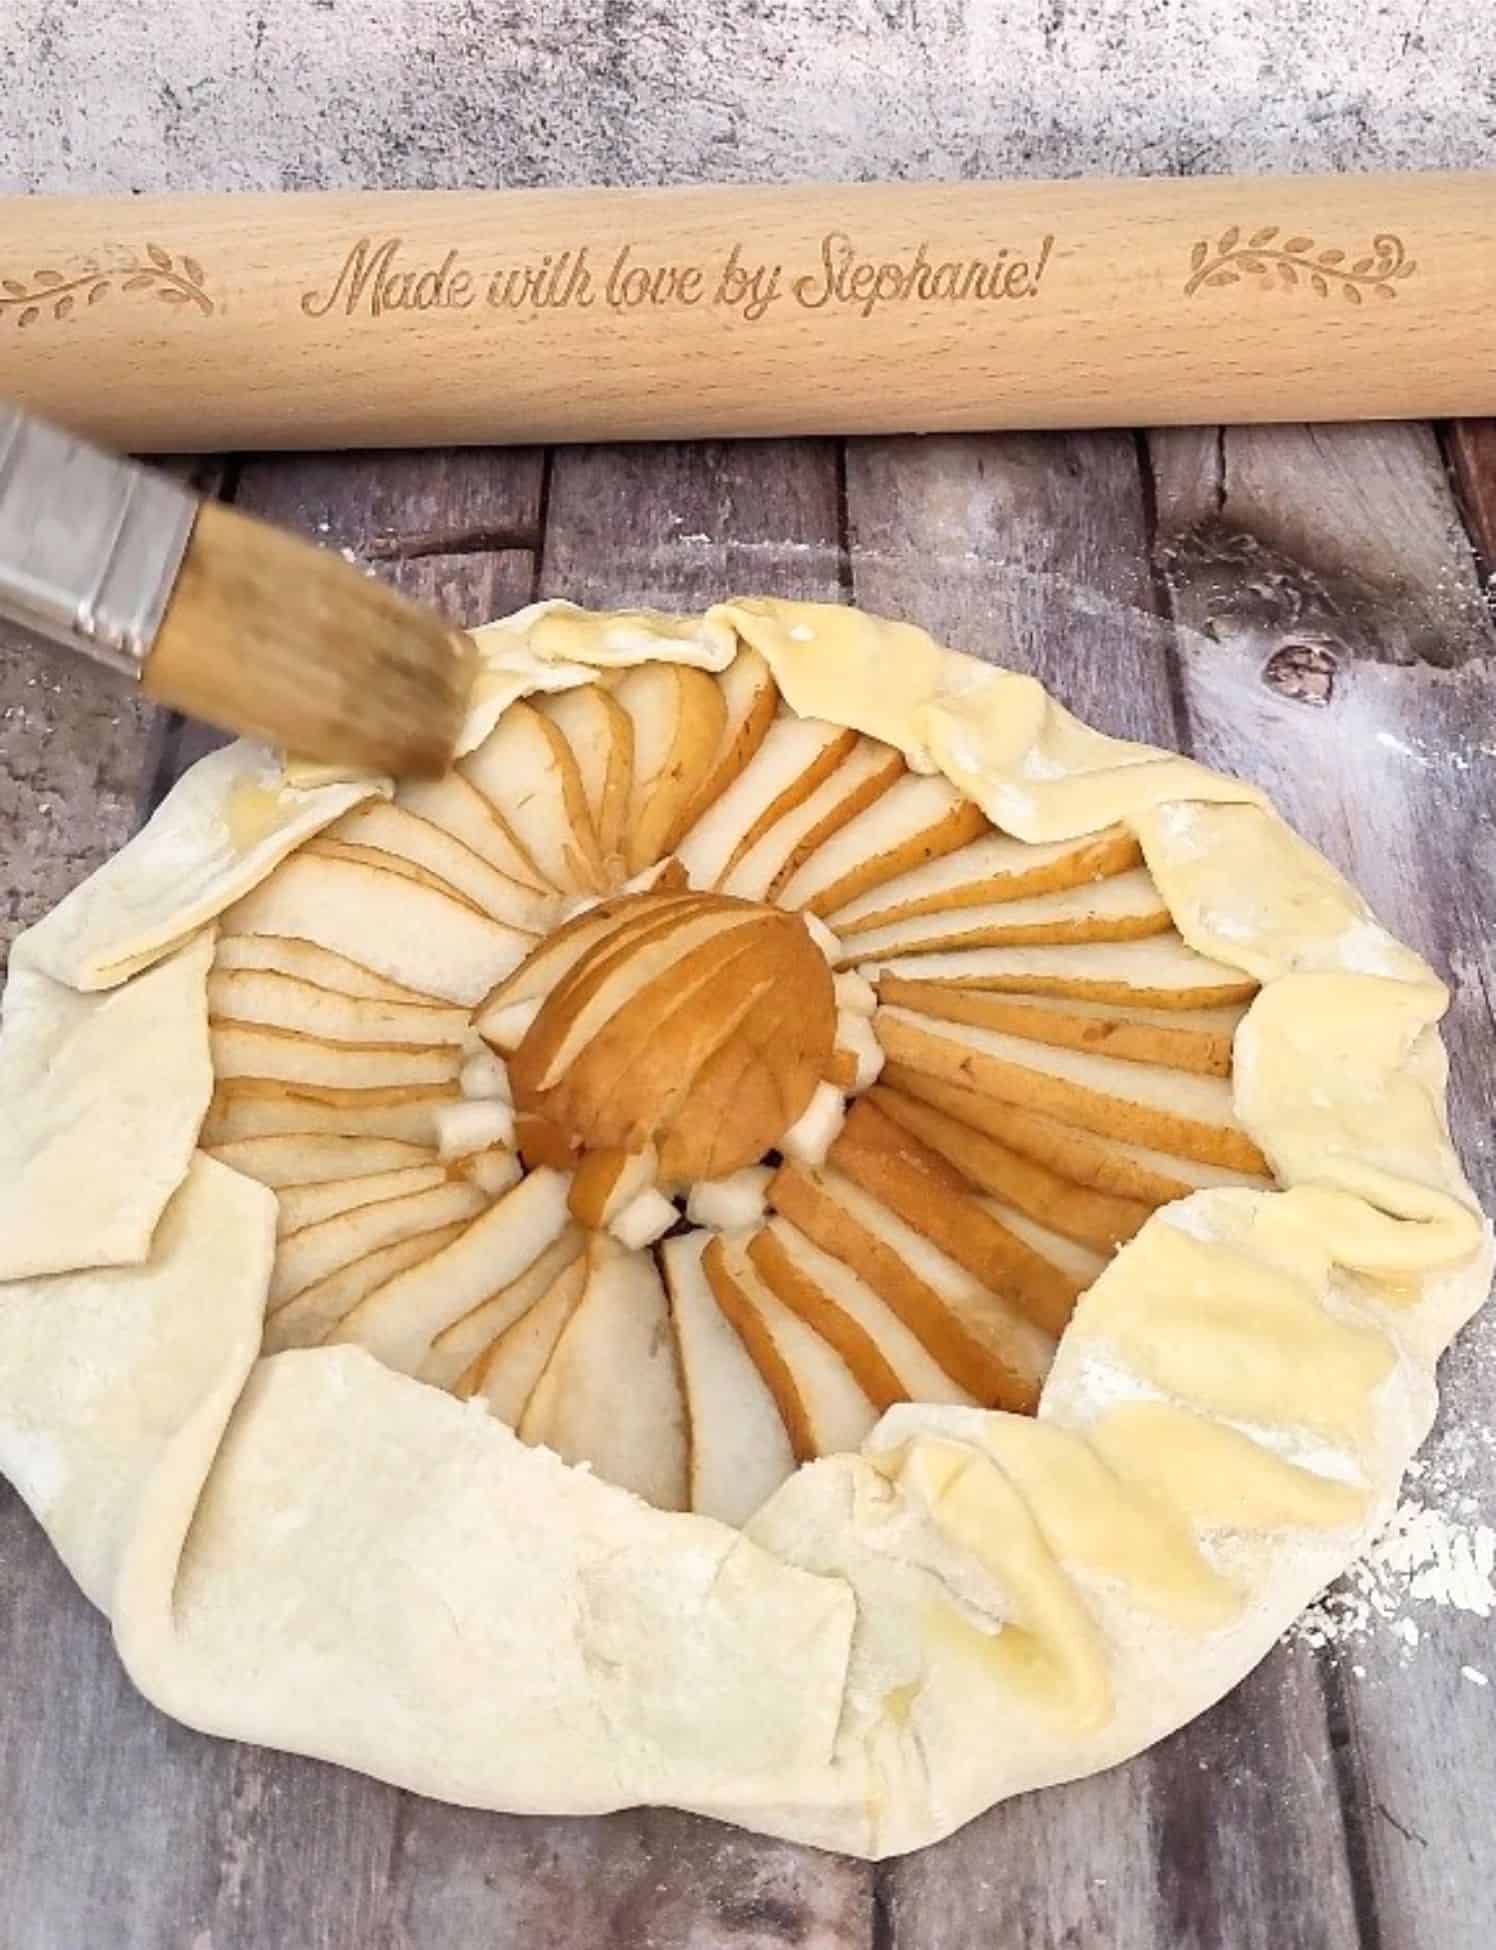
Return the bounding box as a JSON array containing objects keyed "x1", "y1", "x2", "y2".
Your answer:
[{"x1": 208, "y1": 645, "x2": 1272, "y2": 1523}]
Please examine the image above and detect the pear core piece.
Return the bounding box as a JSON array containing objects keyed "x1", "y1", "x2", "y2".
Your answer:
[{"x1": 508, "y1": 891, "x2": 838, "y2": 1183}]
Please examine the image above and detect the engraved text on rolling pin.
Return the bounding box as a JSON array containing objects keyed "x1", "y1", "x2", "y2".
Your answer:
[{"x1": 297, "y1": 232, "x2": 1058, "y2": 323}]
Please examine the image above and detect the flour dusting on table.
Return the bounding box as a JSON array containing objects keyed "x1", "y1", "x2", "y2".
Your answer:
[{"x1": 1287, "y1": 1405, "x2": 1496, "y2": 1685}]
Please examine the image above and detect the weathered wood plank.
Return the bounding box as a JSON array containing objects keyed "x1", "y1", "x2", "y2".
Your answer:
[
  {"x1": 231, "y1": 447, "x2": 545, "y2": 557},
  {"x1": 380, "y1": 1804, "x2": 874, "y2": 1950},
  {"x1": 1149, "y1": 421, "x2": 1489, "y2": 672},
  {"x1": 847, "y1": 429, "x2": 1364, "y2": 1950},
  {"x1": 541, "y1": 438, "x2": 844, "y2": 609},
  {"x1": 843, "y1": 430, "x2": 1179, "y2": 747},
  {"x1": 1447, "y1": 419, "x2": 1496, "y2": 584},
  {"x1": 0, "y1": 459, "x2": 222, "y2": 969},
  {"x1": 1149, "y1": 418, "x2": 1496, "y2": 1950},
  {"x1": 0, "y1": 1492, "x2": 402, "y2": 1950}
]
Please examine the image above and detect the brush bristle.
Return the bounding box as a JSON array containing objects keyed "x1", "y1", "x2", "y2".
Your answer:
[{"x1": 143, "y1": 500, "x2": 476, "y2": 777}]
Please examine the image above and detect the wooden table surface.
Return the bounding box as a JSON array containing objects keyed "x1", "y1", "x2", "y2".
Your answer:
[{"x1": 2, "y1": 420, "x2": 1493, "y2": 1950}]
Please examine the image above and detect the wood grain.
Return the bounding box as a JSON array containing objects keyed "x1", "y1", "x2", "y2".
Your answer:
[
  {"x1": 1149, "y1": 418, "x2": 1496, "y2": 1950},
  {"x1": 842, "y1": 429, "x2": 1178, "y2": 743},
  {"x1": 1447, "y1": 418, "x2": 1496, "y2": 581},
  {"x1": 845, "y1": 428, "x2": 1364, "y2": 1950},
  {"x1": 1149, "y1": 421, "x2": 1491, "y2": 672},
  {"x1": 0, "y1": 458, "x2": 221, "y2": 968},
  {"x1": 541, "y1": 437, "x2": 844, "y2": 610}
]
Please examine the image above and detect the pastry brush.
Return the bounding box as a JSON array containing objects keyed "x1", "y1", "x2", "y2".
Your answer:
[{"x1": 0, "y1": 404, "x2": 475, "y2": 775}]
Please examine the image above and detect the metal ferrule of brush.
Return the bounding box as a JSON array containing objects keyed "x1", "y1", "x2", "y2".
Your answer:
[{"x1": 0, "y1": 403, "x2": 197, "y2": 679}]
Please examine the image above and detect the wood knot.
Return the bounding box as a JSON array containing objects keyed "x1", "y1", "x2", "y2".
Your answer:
[
  {"x1": 509, "y1": 894, "x2": 836, "y2": 1183},
  {"x1": 1261, "y1": 641, "x2": 1337, "y2": 706}
]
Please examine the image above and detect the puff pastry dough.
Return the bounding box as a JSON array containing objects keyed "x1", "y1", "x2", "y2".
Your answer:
[{"x1": 0, "y1": 598, "x2": 1487, "y2": 1857}]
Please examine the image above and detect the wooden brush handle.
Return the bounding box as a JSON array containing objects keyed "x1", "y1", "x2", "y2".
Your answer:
[{"x1": 4, "y1": 174, "x2": 1493, "y2": 450}]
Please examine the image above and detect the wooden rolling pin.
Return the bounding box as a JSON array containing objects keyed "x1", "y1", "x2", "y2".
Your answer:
[{"x1": 4, "y1": 174, "x2": 1493, "y2": 450}]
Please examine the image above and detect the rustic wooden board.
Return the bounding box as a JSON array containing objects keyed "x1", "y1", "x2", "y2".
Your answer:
[
  {"x1": 541, "y1": 437, "x2": 845, "y2": 610},
  {"x1": 1149, "y1": 418, "x2": 1496, "y2": 1950},
  {"x1": 1447, "y1": 419, "x2": 1496, "y2": 582},
  {"x1": 1, "y1": 423, "x2": 1493, "y2": 1948},
  {"x1": 0, "y1": 459, "x2": 221, "y2": 965},
  {"x1": 845, "y1": 428, "x2": 1364, "y2": 1950}
]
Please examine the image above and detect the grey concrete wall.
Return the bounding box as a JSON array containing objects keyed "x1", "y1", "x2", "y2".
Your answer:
[{"x1": 2, "y1": 0, "x2": 1492, "y2": 195}]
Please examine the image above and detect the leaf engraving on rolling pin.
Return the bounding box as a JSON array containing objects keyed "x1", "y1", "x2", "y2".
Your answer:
[
  {"x1": 1183, "y1": 230, "x2": 1413, "y2": 299},
  {"x1": 0, "y1": 247, "x2": 215, "y2": 323}
]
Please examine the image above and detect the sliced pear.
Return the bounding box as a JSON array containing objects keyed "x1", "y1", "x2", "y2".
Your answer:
[
  {"x1": 701, "y1": 1233, "x2": 877, "y2": 1463},
  {"x1": 677, "y1": 647, "x2": 779, "y2": 834},
  {"x1": 223, "y1": 851, "x2": 531, "y2": 1006},
  {"x1": 480, "y1": 997, "x2": 544, "y2": 1056},
  {"x1": 520, "y1": 1237, "x2": 689, "y2": 1510},
  {"x1": 201, "y1": 1079, "x2": 460, "y2": 1147},
  {"x1": 209, "y1": 1022, "x2": 461, "y2": 1091},
  {"x1": 802, "y1": 913, "x2": 842, "y2": 964},
  {"x1": 661, "y1": 1230, "x2": 796, "y2": 1523},
  {"x1": 839, "y1": 868, "x2": 1172, "y2": 962},
  {"x1": 208, "y1": 966, "x2": 469, "y2": 1048},
  {"x1": 269, "y1": 1178, "x2": 487, "y2": 1309},
  {"x1": 274, "y1": 1163, "x2": 451, "y2": 1237},
  {"x1": 608, "y1": 1186, "x2": 680, "y2": 1249},
  {"x1": 460, "y1": 699, "x2": 606, "y2": 892},
  {"x1": 514, "y1": 1110, "x2": 581, "y2": 1172},
  {"x1": 881, "y1": 1060, "x2": 1273, "y2": 1204},
  {"x1": 749, "y1": 1219, "x2": 974, "y2": 1410},
  {"x1": 458, "y1": 1046, "x2": 512, "y2": 1100},
  {"x1": 828, "y1": 1011, "x2": 884, "y2": 1094},
  {"x1": 835, "y1": 970, "x2": 877, "y2": 1016},
  {"x1": 767, "y1": 1161, "x2": 1051, "y2": 1412},
  {"x1": 212, "y1": 933, "x2": 443, "y2": 1005},
  {"x1": 614, "y1": 662, "x2": 727, "y2": 871},
  {"x1": 454, "y1": 1254, "x2": 590, "y2": 1423},
  {"x1": 453, "y1": 1146, "x2": 525, "y2": 1198},
  {"x1": 830, "y1": 1098, "x2": 1079, "y2": 1336},
  {"x1": 474, "y1": 891, "x2": 719, "y2": 1047},
  {"x1": 870, "y1": 1084, "x2": 1152, "y2": 1253},
  {"x1": 859, "y1": 934, "x2": 1258, "y2": 1009},
  {"x1": 777, "y1": 773, "x2": 988, "y2": 917},
  {"x1": 302, "y1": 836, "x2": 488, "y2": 912},
  {"x1": 876, "y1": 1006, "x2": 1268, "y2": 1174},
  {"x1": 538, "y1": 684, "x2": 634, "y2": 872},
  {"x1": 260, "y1": 1220, "x2": 469, "y2": 1353},
  {"x1": 397, "y1": 772, "x2": 551, "y2": 893},
  {"x1": 514, "y1": 904, "x2": 765, "y2": 1095},
  {"x1": 685, "y1": 1165, "x2": 773, "y2": 1232},
  {"x1": 719, "y1": 738, "x2": 904, "y2": 902},
  {"x1": 674, "y1": 717, "x2": 859, "y2": 888},
  {"x1": 621, "y1": 855, "x2": 689, "y2": 895},
  {"x1": 568, "y1": 1144, "x2": 657, "y2": 1228},
  {"x1": 974, "y1": 1196, "x2": 1108, "y2": 1289},
  {"x1": 434, "y1": 1098, "x2": 515, "y2": 1158},
  {"x1": 779, "y1": 1079, "x2": 847, "y2": 1167},
  {"x1": 420, "y1": 1221, "x2": 586, "y2": 1389},
  {"x1": 876, "y1": 977, "x2": 1244, "y2": 1077},
  {"x1": 330, "y1": 1166, "x2": 573, "y2": 1374},
  {"x1": 828, "y1": 824, "x2": 1142, "y2": 931},
  {"x1": 325, "y1": 799, "x2": 554, "y2": 930},
  {"x1": 204, "y1": 1132, "x2": 437, "y2": 1188}
]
